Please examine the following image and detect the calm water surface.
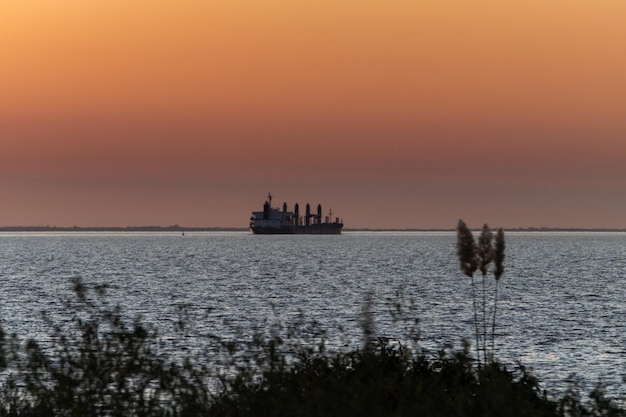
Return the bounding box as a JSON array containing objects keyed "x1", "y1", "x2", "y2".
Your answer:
[{"x1": 1, "y1": 231, "x2": 625, "y2": 399}]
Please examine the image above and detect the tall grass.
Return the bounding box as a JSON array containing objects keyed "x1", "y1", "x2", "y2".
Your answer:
[{"x1": 456, "y1": 220, "x2": 505, "y2": 365}]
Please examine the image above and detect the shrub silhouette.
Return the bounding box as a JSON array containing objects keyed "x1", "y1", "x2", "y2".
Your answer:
[
  {"x1": 1, "y1": 277, "x2": 209, "y2": 416},
  {"x1": 208, "y1": 339, "x2": 559, "y2": 417}
]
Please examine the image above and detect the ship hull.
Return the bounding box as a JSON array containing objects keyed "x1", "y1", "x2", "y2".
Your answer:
[
  {"x1": 250, "y1": 194, "x2": 344, "y2": 235},
  {"x1": 251, "y1": 224, "x2": 343, "y2": 235}
]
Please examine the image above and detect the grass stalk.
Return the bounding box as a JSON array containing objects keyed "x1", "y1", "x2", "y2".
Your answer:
[
  {"x1": 482, "y1": 273, "x2": 488, "y2": 364},
  {"x1": 470, "y1": 275, "x2": 482, "y2": 367},
  {"x1": 490, "y1": 280, "x2": 500, "y2": 362},
  {"x1": 491, "y1": 227, "x2": 505, "y2": 363}
]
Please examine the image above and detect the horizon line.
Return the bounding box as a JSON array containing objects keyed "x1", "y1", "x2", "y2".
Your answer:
[{"x1": 1, "y1": 226, "x2": 626, "y2": 233}]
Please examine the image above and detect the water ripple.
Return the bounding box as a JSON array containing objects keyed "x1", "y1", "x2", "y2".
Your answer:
[{"x1": 1, "y1": 231, "x2": 625, "y2": 400}]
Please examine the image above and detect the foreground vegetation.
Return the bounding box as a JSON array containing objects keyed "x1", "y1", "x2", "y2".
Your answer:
[{"x1": 0, "y1": 278, "x2": 620, "y2": 417}]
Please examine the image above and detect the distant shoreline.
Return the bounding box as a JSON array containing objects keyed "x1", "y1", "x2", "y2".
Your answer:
[
  {"x1": 0, "y1": 226, "x2": 245, "y2": 232},
  {"x1": 1, "y1": 226, "x2": 625, "y2": 233}
]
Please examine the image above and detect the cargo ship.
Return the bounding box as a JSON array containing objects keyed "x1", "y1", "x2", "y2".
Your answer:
[{"x1": 250, "y1": 193, "x2": 343, "y2": 234}]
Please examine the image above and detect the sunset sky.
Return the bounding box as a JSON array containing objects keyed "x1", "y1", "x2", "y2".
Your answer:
[{"x1": 1, "y1": 1, "x2": 625, "y2": 229}]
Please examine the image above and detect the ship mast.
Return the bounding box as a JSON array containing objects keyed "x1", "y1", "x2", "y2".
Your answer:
[{"x1": 267, "y1": 192, "x2": 273, "y2": 206}]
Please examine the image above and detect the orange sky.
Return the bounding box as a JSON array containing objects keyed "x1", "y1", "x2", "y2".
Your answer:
[{"x1": 1, "y1": 1, "x2": 625, "y2": 228}]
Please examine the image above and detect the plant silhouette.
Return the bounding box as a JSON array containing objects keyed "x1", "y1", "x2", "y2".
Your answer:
[{"x1": 456, "y1": 220, "x2": 505, "y2": 365}]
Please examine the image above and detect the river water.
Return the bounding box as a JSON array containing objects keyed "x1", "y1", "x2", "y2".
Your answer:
[{"x1": 0, "y1": 231, "x2": 625, "y2": 400}]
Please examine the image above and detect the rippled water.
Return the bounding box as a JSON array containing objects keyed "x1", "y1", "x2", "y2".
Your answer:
[{"x1": 1, "y1": 231, "x2": 625, "y2": 399}]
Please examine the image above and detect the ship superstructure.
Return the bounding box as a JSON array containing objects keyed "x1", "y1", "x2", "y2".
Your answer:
[{"x1": 250, "y1": 193, "x2": 343, "y2": 234}]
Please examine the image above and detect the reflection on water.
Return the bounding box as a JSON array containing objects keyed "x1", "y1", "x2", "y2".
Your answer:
[{"x1": 0, "y1": 231, "x2": 625, "y2": 399}]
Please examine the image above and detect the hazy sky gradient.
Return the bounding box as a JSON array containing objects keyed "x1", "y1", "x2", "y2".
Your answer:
[{"x1": 2, "y1": 1, "x2": 625, "y2": 228}]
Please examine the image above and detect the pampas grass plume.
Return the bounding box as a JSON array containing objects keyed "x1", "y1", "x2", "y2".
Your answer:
[{"x1": 456, "y1": 219, "x2": 478, "y2": 277}]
